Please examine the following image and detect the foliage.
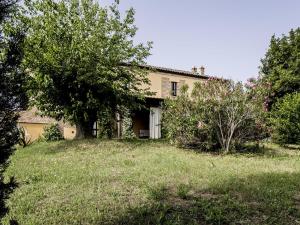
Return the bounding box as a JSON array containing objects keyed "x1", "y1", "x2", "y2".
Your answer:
[
  {"x1": 258, "y1": 28, "x2": 300, "y2": 145},
  {"x1": 121, "y1": 110, "x2": 137, "y2": 139},
  {"x1": 18, "y1": 127, "x2": 31, "y2": 148},
  {"x1": 0, "y1": 0, "x2": 26, "y2": 221},
  {"x1": 2, "y1": 140, "x2": 300, "y2": 224},
  {"x1": 162, "y1": 85, "x2": 207, "y2": 149},
  {"x1": 259, "y1": 28, "x2": 300, "y2": 109},
  {"x1": 43, "y1": 124, "x2": 63, "y2": 142},
  {"x1": 97, "y1": 110, "x2": 117, "y2": 139},
  {"x1": 163, "y1": 79, "x2": 266, "y2": 153},
  {"x1": 96, "y1": 107, "x2": 136, "y2": 139},
  {"x1": 0, "y1": 0, "x2": 26, "y2": 164},
  {"x1": 270, "y1": 92, "x2": 300, "y2": 145},
  {"x1": 0, "y1": 0, "x2": 17, "y2": 22},
  {"x1": 21, "y1": 0, "x2": 152, "y2": 138}
]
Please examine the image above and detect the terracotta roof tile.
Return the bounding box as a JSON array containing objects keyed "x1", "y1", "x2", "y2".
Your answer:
[
  {"x1": 142, "y1": 65, "x2": 209, "y2": 79},
  {"x1": 18, "y1": 108, "x2": 56, "y2": 124}
]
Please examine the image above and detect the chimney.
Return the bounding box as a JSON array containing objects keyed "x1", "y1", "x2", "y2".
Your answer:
[
  {"x1": 199, "y1": 66, "x2": 205, "y2": 76},
  {"x1": 191, "y1": 66, "x2": 197, "y2": 73}
]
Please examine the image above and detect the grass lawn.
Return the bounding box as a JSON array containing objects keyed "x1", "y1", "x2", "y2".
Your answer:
[{"x1": 2, "y1": 139, "x2": 300, "y2": 225}]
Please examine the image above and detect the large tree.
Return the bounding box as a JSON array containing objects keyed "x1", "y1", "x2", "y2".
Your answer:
[
  {"x1": 258, "y1": 28, "x2": 300, "y2": 144},
  {"x1": 0, "y1": 0, "x2": 26, "y2": 219},
  {"x1": 22, "y1": 0, "x2": 152, "y2": 138},
  {"x1": 270, "y1": 92, "x2": 300, "y2": 145},
  {"x1": 260, "y1": 28, "x2": 300, "y2": 109}
]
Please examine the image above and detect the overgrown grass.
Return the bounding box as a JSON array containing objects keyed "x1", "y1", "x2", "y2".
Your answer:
[{"x1": 2, "y1": 139, "x2": 300, "y2": 224}]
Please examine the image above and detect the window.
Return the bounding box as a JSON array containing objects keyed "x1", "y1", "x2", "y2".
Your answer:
[{"x1": 171, "y1": 82, "x2": 177, "y2": 96}]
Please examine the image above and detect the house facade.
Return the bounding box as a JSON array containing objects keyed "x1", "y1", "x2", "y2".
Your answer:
[
  {"x1": 130, "y1": 65, "x2": 208, "y2": 139},
  {"x1": 18, "y1": 65, "x2": 209, "y2": 141}
]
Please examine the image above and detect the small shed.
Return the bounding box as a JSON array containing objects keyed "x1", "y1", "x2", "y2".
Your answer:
[{"x1": 18, "y1": 108, "x2": 76, "y2": 141}]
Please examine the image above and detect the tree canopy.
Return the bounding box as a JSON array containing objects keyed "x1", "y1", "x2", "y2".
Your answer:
[
  {"x1": 0, "y1": 0, "x2": 26, "y2": 219},
  {"x1": 258, "y1": 28, "x2": 300, "y2": 144},
  {"x1": 260, "y1": 28, "x2": 300, "y2": 109},
  {"x1": 0, "y1": 0, "x2": 26, "y2": 166},
  {"x1": 22, "y1": 0, "x2": 152, "y2": 137},
  {"x1": 270, "y1": 92, "x2": 300, "y2": 145},
  {"x1": 0, "y1": 0, "x2": 17, "y2": 22}
]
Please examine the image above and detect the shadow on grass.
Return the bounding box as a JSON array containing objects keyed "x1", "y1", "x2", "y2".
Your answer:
[
  {"x1": 184, "y1": 143, "x2": 300, "y2": 159},
  {"x1": 0, "y1": 175, "x2": 18, "y2": 225},
  {"x1": 281, "y1": 145, "x2": 300, "y2": 151},
  {"x1": 236, "y1": 144, "x2": 300, "y2": 159},
  {"x1": 107, "y1": 172, "x2": 300, "y2": 225},
  {"x1": 42, "y1": 138, "x2": 296, "y2": 159}
]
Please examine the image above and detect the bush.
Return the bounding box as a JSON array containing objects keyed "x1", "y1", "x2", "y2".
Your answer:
[
  {"x1": 43, "y1": 124, "x2": 63, "y2": 141},
  {"x1": 162, "y1": 85, "x2": 203, "y2": 148},
  {"x1": 97, "y1": 109, "x2": 117, "y2": 139},
  {"x1": 122, "y1": 115, "x2": 136, "y2": 139},
  {"x1": 162, "y1": 79, "x2": 266, "y2": 153},
  {"x1": 270, "y1": 92, "x2": 300, "y2": 145}
]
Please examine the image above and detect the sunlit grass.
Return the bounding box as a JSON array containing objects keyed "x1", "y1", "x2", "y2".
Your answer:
[{"x1": 2, "y1": 139, "x2": 300, "y2": 224}]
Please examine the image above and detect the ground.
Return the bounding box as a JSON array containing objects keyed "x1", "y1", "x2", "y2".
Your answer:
[{"x1": 2, "y1": 140, "x2": 300, "y2": 225}]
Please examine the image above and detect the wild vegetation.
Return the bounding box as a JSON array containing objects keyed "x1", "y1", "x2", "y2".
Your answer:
[
  {"x1": 42, "y1": 124, "x2": 63, "y2": 142},
  {"x1": 259, "y1": 28, "x2": 300, "y2": 109},
  {"x1": 0, "y1": 0, "x2": 299, "y2": 223},
  {"x1": 258, "y1": 28, "x2": 300, "y2": 145},
  {"x1": 163, "y1": 28, "x2": 300, "y2": 150},
  {"x1": 0, "y1": 0, "x2": 26, "y2": 220},
  {"x1": 162, "y1": 79, "x2": 267, "y2": 153},
  {"x1": 20, "y1": 0, "x2": 152, "y2": 138},
  {"x1": 269, "y1": 93, "x2": 300, "y2": 145},
  {"x1": 2, "y1": 139, "x2": 300, "y2": 225}
]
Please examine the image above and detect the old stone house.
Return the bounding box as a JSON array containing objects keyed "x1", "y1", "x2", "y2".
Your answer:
[{"x1": 18, "y1": 65, "x2": 211, "y2": 141}]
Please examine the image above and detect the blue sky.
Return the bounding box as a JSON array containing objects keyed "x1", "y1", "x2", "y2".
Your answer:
[{"x1": 99, "y1": 0, "x2": 300, "y2": 81}]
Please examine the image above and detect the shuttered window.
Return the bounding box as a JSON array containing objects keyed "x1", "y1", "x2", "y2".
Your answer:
[{"x1": 171, "y1": 82, "x2": 177, "y2": 96}]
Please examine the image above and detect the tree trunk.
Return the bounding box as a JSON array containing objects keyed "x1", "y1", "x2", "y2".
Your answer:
[
  {"x1": 224, "y1": 125, "x2": 236, "y2": 154},
  {"x1": 75, "y1": 121, "x2": 95, "y2": 139}
]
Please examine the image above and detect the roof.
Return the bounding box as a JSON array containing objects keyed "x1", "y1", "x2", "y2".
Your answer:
[
  {"x1": 122, "y1": 62, "x2": 223, "y2": 80},
  {"x1": 18, "y1": 107, "x2": 57, "y2": 124},
  {"x1": 141, "y1": 64, "x2": 210, "y2": 79}
]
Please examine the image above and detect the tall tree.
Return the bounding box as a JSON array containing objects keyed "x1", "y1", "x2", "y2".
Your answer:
[
  {"x1": 270, "y1": 92, "x2": 300, "y2": 145},
  {"x1": 0, "y1": 0, "x2": 26, "y2": 219},
  {"x1": 22, "y1": 0, "x2": 152, "y2": 138},
  {"x1": 258, "y1": 28, "x2": 300, "y2": 144},
  {"x1": 260, "y1": 28, "x2": 300, "y2": 109}
]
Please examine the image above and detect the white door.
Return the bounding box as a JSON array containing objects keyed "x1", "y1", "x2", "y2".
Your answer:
[{"x1": 149, "y1": 107, "x2": 162, "y2": 139}]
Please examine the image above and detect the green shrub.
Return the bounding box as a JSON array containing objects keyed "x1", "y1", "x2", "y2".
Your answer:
[
  {"x1": 97, "y1": 109, "x2": 118, "y2": 139},
  {"x1": 162, "y1": 85, "x2": 205, "y2": 149},
  {"x1": 163, "y1": 79, "x2": 266, "y2": 153},
  {"x1": 270, "y1": 92, "x2": 300, "y2": 145},
  {"x1": 121, "y1": 110, "x2": 136, "y2": 139},
  {"x1": 43, "y1": 124, "x2": 63, "y2": 141}
]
